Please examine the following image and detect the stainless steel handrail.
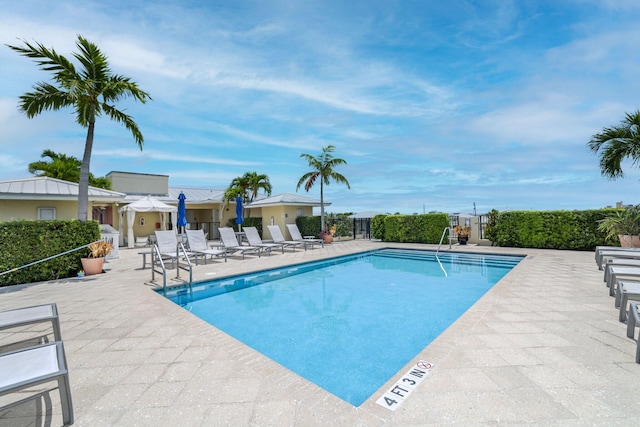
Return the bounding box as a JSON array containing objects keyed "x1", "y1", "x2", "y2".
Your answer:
[
  {"x1": 150, "y1": 244, "x2": 167, "y2": 291},
  {"x1": 151, "y1": 242, "x2": 193, "y2": 292},
  {"x1": 436, "y1": 227, "x2": 452, "y2": 255},
  {"x1": 175, "y1": 242, "x2": 193, "y2": 288}
]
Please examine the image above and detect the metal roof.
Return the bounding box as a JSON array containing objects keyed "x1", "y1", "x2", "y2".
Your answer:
[
  {"x1": 0, "y1": 177, "x2": 324, "y2": 207},
  {"x1": 0, "y1": 177, "x2": 125, "y2": 201},
  {"x1": 168, "y1": 187, "x2": 226, "y2": 204},
  {"x1": 246, "y1": 192, "x2": 327, "y2": 207},
  {"x1": 349, "y1": 211, "x2": 385, "y2": 219}
]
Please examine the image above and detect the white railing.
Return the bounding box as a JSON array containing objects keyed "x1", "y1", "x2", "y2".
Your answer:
[{"x1": 436, "y1": 227, "x2": 453, "y2": 255}]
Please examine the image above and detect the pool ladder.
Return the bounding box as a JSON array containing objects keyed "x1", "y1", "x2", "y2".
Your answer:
[
  {"x1": 150, "y1": 243, "x2": 193, "y2": 293},
  {"x1": 436, "y1": 227, "x2": 454, "y2": 255}
]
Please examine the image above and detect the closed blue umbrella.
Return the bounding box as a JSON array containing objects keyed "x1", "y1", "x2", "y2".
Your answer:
[
  {"x1": 177, "y1": 192, "x2": 187, "y2": 232},
  {"x1": 235, "y1": 195, "x2": 244, "y2": 231}
]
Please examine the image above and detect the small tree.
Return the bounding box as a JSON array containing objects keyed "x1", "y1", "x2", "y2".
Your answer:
[
  {"x1": 28, "y1": 149, "x2": 112, "y2": 189},
  {"x1": 223, "y1": 171, "x2": 272, "y2": 218}
]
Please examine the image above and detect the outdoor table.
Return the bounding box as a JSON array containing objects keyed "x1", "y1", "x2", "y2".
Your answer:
[
  {"x1": 138, "y1": 250, "x2": 153, "y2": 269},
  {"x1": 234, "y1": 231, "x2": 246, "y2": 246}
]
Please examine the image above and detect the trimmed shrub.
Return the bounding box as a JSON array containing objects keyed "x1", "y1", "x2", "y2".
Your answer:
[
  {"x1": 493, "y1": 209, "x2": 614, "y2": 250},
  {"x1": 383, "y1": 214, "x2": 450, "y2": 243},
  {"x1": 226, "y1": 217, "x2": 262, "y2": 234},
  {"x1": 296, "y1": 214, "x2": 353, "y2": 239},
  {"x1": 0, "y1": 220, "x2": 100, "y2": 287},
  {"x1": 371, "y1": 215, "x2": 387, "y2": 240},
  {"x1": 296, "y1": 216, "x2": 322, "y2": 238}
]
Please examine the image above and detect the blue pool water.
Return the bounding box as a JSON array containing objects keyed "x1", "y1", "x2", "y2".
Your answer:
[{"x1": 160, "y1": 249, "x2": 523, "y2": 406}]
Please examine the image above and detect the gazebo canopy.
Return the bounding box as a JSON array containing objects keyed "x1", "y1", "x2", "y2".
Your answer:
[{"x1": 118, "y1": 196, "x2": 177, "y2": 248}]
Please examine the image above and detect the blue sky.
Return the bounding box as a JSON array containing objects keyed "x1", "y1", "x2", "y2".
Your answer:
[{"x1": 1, "y1": 0, "x2": 640, "y2": 215}]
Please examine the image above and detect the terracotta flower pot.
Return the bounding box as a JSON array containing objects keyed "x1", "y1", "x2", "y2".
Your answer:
[
  {"x1": 323, "y1": 235, "x2": 333, "y2": 244},
  {"x1": 81, "y1": 257, "x2": 105, "y2": 276}
]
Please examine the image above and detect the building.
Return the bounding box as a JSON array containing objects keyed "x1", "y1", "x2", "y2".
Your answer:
[{"x1": 0, "y1": 172, "x2": 326, "y2": 246}]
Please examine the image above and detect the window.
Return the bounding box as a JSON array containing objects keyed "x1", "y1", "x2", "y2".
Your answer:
[
  {"x1": 297, "y1": 208, "x2": 303, "y2": 217},
  {"x1": 38, "y1": 207, "x2": 56, "y2": 220}
]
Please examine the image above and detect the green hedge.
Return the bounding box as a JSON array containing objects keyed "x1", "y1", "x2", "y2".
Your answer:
[
  {"x1": 382, "y1": 214, "x2": 450, "y2": 243},
  {"x1": 493, "y1": 209, "x2": 615, "y2": 250},
  {"x1": 0, "y1": 220, "x2": 101, "y2": 287},
  {"x1": 372, "y1": 215, "x2": 386, "y2": 239},
  {"x1": 296, "y1": 216, "x2": 321, "y2": 237},
  {"x1": 226, "y1": 217, "x2": 262, "y2": 234},
  {"x1": 295, "y1": 214, "x2": 354, "y2": 239}
]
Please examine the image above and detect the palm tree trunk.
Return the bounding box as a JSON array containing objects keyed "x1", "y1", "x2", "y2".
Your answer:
[
  {"x1": 320, "y1": 180, "x2": 325, "y2": 231},
  {"x1": 78, "y1": 121, "x2": 95, "y2": 222}
]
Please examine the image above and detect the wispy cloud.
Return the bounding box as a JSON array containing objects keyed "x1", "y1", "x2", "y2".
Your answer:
[{"x1": 2, "y1": 1, "x2": 640, "y2": 212}]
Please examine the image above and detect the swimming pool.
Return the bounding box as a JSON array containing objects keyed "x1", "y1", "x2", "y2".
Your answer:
[{"x1": 160, "y1": 248, "x2": 523, "y2": 406}]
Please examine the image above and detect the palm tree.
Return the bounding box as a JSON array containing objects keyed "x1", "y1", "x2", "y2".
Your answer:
[
  {"x1": 224, "y1": 172, "x2": 272, "y2": 218},
  {"x1": 8, "y1": 35, "x2": 150, "y2": 221},
  {"x1": 296, "y1": 145, "x2": 350, "y2": 231},
  {"x1": 588, "y1": 111, "x2": 640, "y2": 179},
  {"x1": 28, "y1": 149, "x2": 81, "y2": 183},
  {"x1": 28, "y1": 149, "x2": 112, "y2": 189},
  {"x1": 245, "y1": 172, "x2": 272, "y2": 202}
]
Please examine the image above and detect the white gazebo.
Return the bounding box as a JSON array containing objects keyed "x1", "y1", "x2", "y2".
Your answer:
[{"x1": 118, "y1": 196, "x2": 177, "y2": 248}]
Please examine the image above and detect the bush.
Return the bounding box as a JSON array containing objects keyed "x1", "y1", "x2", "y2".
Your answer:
[
  {"x1": 371, "y1": 215, "x2": 387, "y2": 240},
  {"x1": 0, "y1": 220, "x2": 100, "y2": 287},
  {"x1": 383, "y1": 214, "x2": 450, "y2": 243},
  {"x1": 296, "y1": 216, "x2": 321, "y2": 237},
  {"x1": 296, "y1": 214, "x2": 353, "y2": 239},
  {"x1": 493, "y1": 209, "x2": 613, "y2": 250},
  {"x1": 226, "y1": 217, "x2": 262, "y2": 234}
]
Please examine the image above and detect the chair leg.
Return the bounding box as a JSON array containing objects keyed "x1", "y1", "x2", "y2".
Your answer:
[
  {"x1": 620, "y1": 293, "x2": 628, "y2": 322},
  {"x1": 58, "y1": 375, "x2": 74, "y2": 425},
  {"x1": 628, "y1": 303, "x2": 638, "y2": 338}
]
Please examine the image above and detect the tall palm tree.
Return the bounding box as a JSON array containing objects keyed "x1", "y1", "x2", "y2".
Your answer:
[
  {"x1": 296, "y1": 145, "x2": 350, "y2": 231},
  {"x1": 8, "y1": 35, "x2": 150, "y2": 221},
  {"x1": 588, "y1": 111, "x2": 640, "y2": 179}
]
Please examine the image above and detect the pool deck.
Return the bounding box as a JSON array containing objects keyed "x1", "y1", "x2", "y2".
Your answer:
[{"x1": 1, "y1": 240, "x2": 639, "y2": 426}]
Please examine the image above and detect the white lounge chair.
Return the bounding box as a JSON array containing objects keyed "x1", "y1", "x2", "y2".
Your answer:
[
  {"x1": 0, "y1": 304, "x2": 61, "y2": 345},
  {"x1": 603, "y1": 258, "x2": 640, "y2": 283},
  {"x1": 596, "y1": 248, "x2": 640, "y2": 270},
  {"x1": 185, "y1": 229, "x2": 227, "y2": 263},
  {"x1": 267, "y1": 225, "x2": 305, "y2": 252},
  {"x1": 243, "y1": 227, "x2": 283, "y2": 254},
  {"x1": 616, "y1": 281, "x2": 640, "y2": 322},
  {"x1": 219, "y1": 227, "x2": 262, "y2": 259},
  {"x1": 606, "y1": 266, "x2": 640, "y2": 296},
  {"x1": 286, "y1": 224, "x2": 324, "y2": 249},
  {"x1": 134, "y1": 236, "x2": 149, "y2": 248},
  {"x1": 0, "y1": 342, "x2": 74, "y2": 426},
  {"x1": 154, "y1": 230, "x2": 199, "y2": 268},
  {"x1": 626, "y1": 302, "x2": 640, "y2": 363}
]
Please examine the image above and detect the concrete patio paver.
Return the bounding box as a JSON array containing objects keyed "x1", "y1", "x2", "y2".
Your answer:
[{"x1": 1, "y1": 240, "x2": 639, "y2": 426}]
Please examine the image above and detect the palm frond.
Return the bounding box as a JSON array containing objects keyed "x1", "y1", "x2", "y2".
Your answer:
[
  {"x1": 588, "y1": 110, "x2": 640, "y2": 179},
  {"x1": 103, "y1": 104, "x2": 144, "y2": 147}
]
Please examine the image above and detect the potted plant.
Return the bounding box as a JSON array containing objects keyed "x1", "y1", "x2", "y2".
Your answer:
[
  {"x1": 453, "y1": 225, "x2": 471, "y2": 245},
  {"x1": 597, "y1": 205, "x2": 640, "y2": 247},
  {"x1": 320, "y1": 224, "x2": 337, "y2": 244},
  {"x1": 80, "y1": 240, "x2": 113, "y2": 275}
]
